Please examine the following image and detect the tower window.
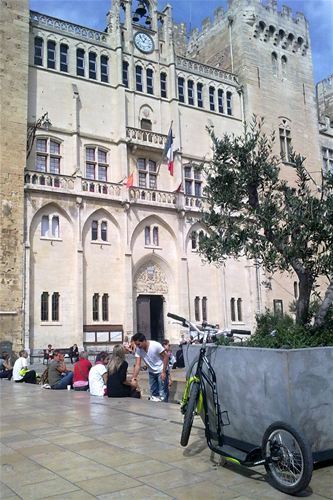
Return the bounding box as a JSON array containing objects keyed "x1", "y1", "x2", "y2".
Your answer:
[
  {"x1": 76, "y1": 48, "x2": 85, "y2": 76},
  {"x1": 237, "y1": 298, "x2": 242, "y2": 322},
  {"x1": 36, "y1": 138, "x2": 61, "y2": 174},
  {"x1": 52, "y1": 292, "x2": 60, "y2": 321},
  {"x1": 218, "y1": 89, "x2": 224, "y2": 114},
  {"x1": 91, "y1": 220, "x2": 98, "y2": 241},
  {"x1": 101, "y1": 55, "x2": 109, "y2": 82},
  {"x1": 279, "y1": 125, "x2": 292, "y2": 162},
  {"x1": 136, "y1": 65, "x2": 143, "y2": 92},
  {"x1": 271, "y1": 52, "x2": 278, "y2": 76},
  {"x1": 178, "y1": 77, "x2": 185, "y2": 103},
  {"x1": 41, "y1": 292, "x2": 49, "y2": 321},
  {"x1": 91, "y1": 220, "x2": 108, "y2": 242},
  {"x1": 202, "y1": 296, "x2": 207, "y2": 322},
  {"x1": 231, "y1": 297, "x2": 243, "y2": 321},
  {"x1": 89, "y1": 52, "x2": 97, "y2": 79},
  {"x1": 123, "y1": 60, "x2": 129, "y2": 87},
  {"x1": 191, "y1": 231, "x2": 197, "y2": 250},
  {"x1": 153, "y1": 226, "x2": 159, "y2": 246},
  {"x1": 51, "y1": 216, "x2": 59, "y2": 238},
  {"x1": 194, "y1": 296, "x2": 200, "y2": 321},
  {"x1": 137, "y1": 158, "x2": 157, "y2": 189},
  {"x1": 281, "y1": 55, "x2": 287, "y2": 77},
  {"x1": 184, "y1": 164, "x2": 202, "y2": 197},
  {"x1": 144, "y1": 226, "x2": 159, "y2": 246},
  {"x1": 197, "y1": 83, "x2": 203, "y2": 108},
  {"x1": 41, "y1": 215, "x2": 49, "y2": 237},
  {"x1": 47, "y1": 40, "x2": 56, "y2": 69},
  {"x1": 322, "y1": 147, "x2": 333, "y2": 174},
  {"x1": 102, "y1": 294, "x2": 109, "y2": 321},
  {"x1": 34, "y1": 37, "x2": 43, "y2": 66},
  {"x1": 40, "y1": 215, "x2": 59, "y2": 239},
  {"x1": 93, "y1": 293, "x2": 99, "y2": 321},
  {"x1": 60, "y1": 44, "x2": 68, "y2": 72},
  {"x1": 188, "y1": 80, "x2": 194, "y2": 105},
  {"x1": 273, "y1": 299, "x2": 283, "y2": 316},
  {"x1": 146, "y1": 68, "x2": 154, "y2": 94},
  {"x1": 101, "y1": 221, "x2": 107, "y2": 242},
  {"x1": 145, "y1": 226, "x2": 151, "y2": 245},
  {"x1": 141, "y1": 119, "x2": 152, "y2": 130},
  {"x1": 160, "y1": 72, "x2": 167, "y2": 98},
  {"x1": 85, "y1": 147, "x2": 108, "y2": 181},
  {"x1": 226, "y1": 91, "x2": 232, "y2": 115},
  {"x1": 230, "y1": 298, "x2": 236, "y2": 322},
  {"x1": 209, "y1": 86, "x2": 215, "y2": 111}
]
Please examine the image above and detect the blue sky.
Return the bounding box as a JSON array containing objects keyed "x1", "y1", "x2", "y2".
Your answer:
[{"x1": 30, "y1": 0, "x2": 332, "y2": 83}]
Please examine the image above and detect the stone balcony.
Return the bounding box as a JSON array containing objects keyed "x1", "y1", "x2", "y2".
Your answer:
[
  {"x1": 24, "y1": 170, "x2": 204, "y2": 212},
  {"x1": 126, "y1": 127, "x2": 167, "y2": 150}
]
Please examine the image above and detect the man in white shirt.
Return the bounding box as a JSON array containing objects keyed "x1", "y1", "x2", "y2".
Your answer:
[
  {"x1": 13, "y1": 350, "x2": 37, "y2": 384},
  {"x1": 89, "y1": 351, "x2": 109, "y2": 396},
  {"x1": 131, "y1": 333, "x2": 169, "y2": 402}
]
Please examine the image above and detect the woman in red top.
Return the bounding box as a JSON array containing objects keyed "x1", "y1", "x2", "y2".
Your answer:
[{"x1": 73, "y1": 351, "x2": 92, "y2": 391}]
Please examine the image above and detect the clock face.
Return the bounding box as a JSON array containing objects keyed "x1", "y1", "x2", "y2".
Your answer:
[{"x1": 134, "y1": 32, "x2": 154, "y2": 53}]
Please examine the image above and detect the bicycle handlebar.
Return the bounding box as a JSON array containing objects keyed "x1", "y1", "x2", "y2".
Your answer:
[
  {"x1": 167, "y1": 312, "x2": 206, "y2": 335},
  {"x1": 167, "y1": 312, "x2": 187, "y2": 326}
]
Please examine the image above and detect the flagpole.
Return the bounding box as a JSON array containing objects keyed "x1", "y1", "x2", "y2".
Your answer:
[{"x1": 158, "y1": 121, "x2": 174, "y2": 177}]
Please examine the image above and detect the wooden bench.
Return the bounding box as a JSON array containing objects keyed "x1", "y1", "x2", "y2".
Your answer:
[{"x1": 30, "y1": 348, "x2": 71, "y2": 365}]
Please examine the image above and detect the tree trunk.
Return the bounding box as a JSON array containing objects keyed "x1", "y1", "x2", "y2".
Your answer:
[
  {"x1": 296, "y1": 273, "x2": 313, "y2": 325},
  {"x1": 314, "y1": 278, "x2": 333, "y2": 328}
]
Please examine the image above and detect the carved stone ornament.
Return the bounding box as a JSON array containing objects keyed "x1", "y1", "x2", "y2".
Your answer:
[
  {"x1": 135, "y1": 262, "x2": 168, "y2": 294},
  {"x1": 142, "y1": 107, "x2": 151, "y2": 118}
]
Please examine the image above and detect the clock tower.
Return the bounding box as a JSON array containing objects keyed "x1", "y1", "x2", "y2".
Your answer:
[{"x1": 107, "y1": 0, "x2": 174, "y2": 63}]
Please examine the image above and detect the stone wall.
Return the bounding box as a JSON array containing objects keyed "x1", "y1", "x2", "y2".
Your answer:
[{"x1": 0, "y1": 0, "x2": 29, "y2": 350}]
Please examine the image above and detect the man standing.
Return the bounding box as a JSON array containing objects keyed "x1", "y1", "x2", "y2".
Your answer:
[
  {"x1": 48, "y1": 350, "x2": 73, "y2": 389},
  {"x1": 131, "y1": 333, "x2": 169, "y2": 402}
]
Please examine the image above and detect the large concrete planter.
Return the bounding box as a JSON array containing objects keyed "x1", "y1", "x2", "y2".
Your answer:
[{"x1": 184, "y1": 344, "x2": 333, "y2": 459}]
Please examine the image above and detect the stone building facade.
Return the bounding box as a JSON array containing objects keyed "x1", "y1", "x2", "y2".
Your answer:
[{"x1": 1, "y1": 0, "x2": 332, "y2": 351}]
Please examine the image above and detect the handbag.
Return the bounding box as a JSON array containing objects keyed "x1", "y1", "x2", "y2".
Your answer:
[{"x1": 19, "y1": 367, "x2": 29, "y2": 376}]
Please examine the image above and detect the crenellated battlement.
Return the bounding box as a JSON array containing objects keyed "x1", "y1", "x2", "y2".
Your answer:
[{"x1": 173, "y1": 0, "x2": 310, "y2": 59}]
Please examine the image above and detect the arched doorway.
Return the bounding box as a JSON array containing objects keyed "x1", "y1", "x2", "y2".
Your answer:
[{"x1": 135, "y1": 262, "x2": 168, "y2": 343}]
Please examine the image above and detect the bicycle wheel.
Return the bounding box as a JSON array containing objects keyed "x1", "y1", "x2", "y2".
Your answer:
[
  {"x1": 262, "y1": 421, "x2": 313, "y2": 495},
  {"x1": 180, "y1": 382, "x2": 200, "y2": 447}
]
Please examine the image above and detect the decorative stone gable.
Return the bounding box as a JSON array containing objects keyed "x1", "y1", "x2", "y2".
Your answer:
[{"x1": 135, "y1": 263, "x2": 168, "y2": 294}]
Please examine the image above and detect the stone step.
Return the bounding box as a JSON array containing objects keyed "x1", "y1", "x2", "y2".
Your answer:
[{"x1": 135, "y1": 376, "x2": 186, "y2": 403}]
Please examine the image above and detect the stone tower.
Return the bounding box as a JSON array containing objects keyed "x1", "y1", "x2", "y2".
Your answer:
[
  {"x1": 317, "y1": 75, "x2": 333, "y2": 124},
  {"x1": 0, "y1": 0, "x2": 29, "y2": 350},
  {"x1": 185, "y1": 0, "x2": 322, "y2": 181}
]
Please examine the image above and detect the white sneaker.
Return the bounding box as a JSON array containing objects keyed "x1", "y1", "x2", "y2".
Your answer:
[
  {"x1": 42, "y1": 383, "x2": 51, "y2": 389},
  {"x1": 149, "y1": 396, "x2": 162, "y2": 402}
]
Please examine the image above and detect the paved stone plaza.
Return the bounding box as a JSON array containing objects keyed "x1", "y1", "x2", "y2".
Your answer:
[{"x1": 0, "y1": 381, "x2": 332, "y2": 499}]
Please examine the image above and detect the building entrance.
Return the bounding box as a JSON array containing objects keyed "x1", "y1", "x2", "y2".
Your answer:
[{"x1": 136, "y1": 294, "x2": 164, "y2": 343}]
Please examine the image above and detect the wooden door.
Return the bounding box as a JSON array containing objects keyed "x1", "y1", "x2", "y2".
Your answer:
[{"x1": 136, "y1": 295, "x2": 151, "y2": 338}]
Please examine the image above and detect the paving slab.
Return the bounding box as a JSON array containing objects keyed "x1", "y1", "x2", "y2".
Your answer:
[{"x1": 0, "y1": 380, "x2": 332, "y2": 499}]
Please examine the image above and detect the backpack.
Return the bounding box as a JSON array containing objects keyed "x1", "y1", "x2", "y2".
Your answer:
[
  {"x1": 40, "y1": 367, "x2": 49, "y2": 384},
  {"x1": 175, "y1": 348, "x2": 185, "y2": 368}
]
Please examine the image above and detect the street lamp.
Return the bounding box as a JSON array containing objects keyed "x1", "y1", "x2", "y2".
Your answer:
[{"x1": 26, "y1": 112, "x2": 52, "y2": 159}]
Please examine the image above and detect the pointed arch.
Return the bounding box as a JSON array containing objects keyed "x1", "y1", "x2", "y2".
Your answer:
[
  {"x1": 130, "y1": 214, "x2": 177, "y2": 253},
  {"x1": 29, "y1": 202, "x2": 73, "y2": 244}
]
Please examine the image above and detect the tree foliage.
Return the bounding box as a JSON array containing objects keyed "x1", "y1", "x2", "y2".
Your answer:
[{"x1": 200, "y1": 117, "x2": 333, "y2": 327}]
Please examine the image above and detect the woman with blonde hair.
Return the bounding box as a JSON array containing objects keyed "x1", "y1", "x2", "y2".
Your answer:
[{"x1": 107, "y1": 344, "x2": 140, "y2": 398}]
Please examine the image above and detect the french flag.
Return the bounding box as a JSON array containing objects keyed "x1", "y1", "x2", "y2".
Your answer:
[{"x1": 164, "y1": 126, "x2": 174, "y2": 176}]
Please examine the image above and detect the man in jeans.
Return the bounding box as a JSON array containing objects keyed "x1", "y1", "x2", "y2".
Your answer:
[
  {"x1": 131, "y1": 333, "x2": 169, "y2": 402},
  {"x1": 48, "y1": 350, "x2": 73, "y2": 389}
]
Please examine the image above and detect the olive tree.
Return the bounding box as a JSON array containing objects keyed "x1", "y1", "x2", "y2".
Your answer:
[{"x1": 200, "y1": 118, "x2": 333, "y2": 327}]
